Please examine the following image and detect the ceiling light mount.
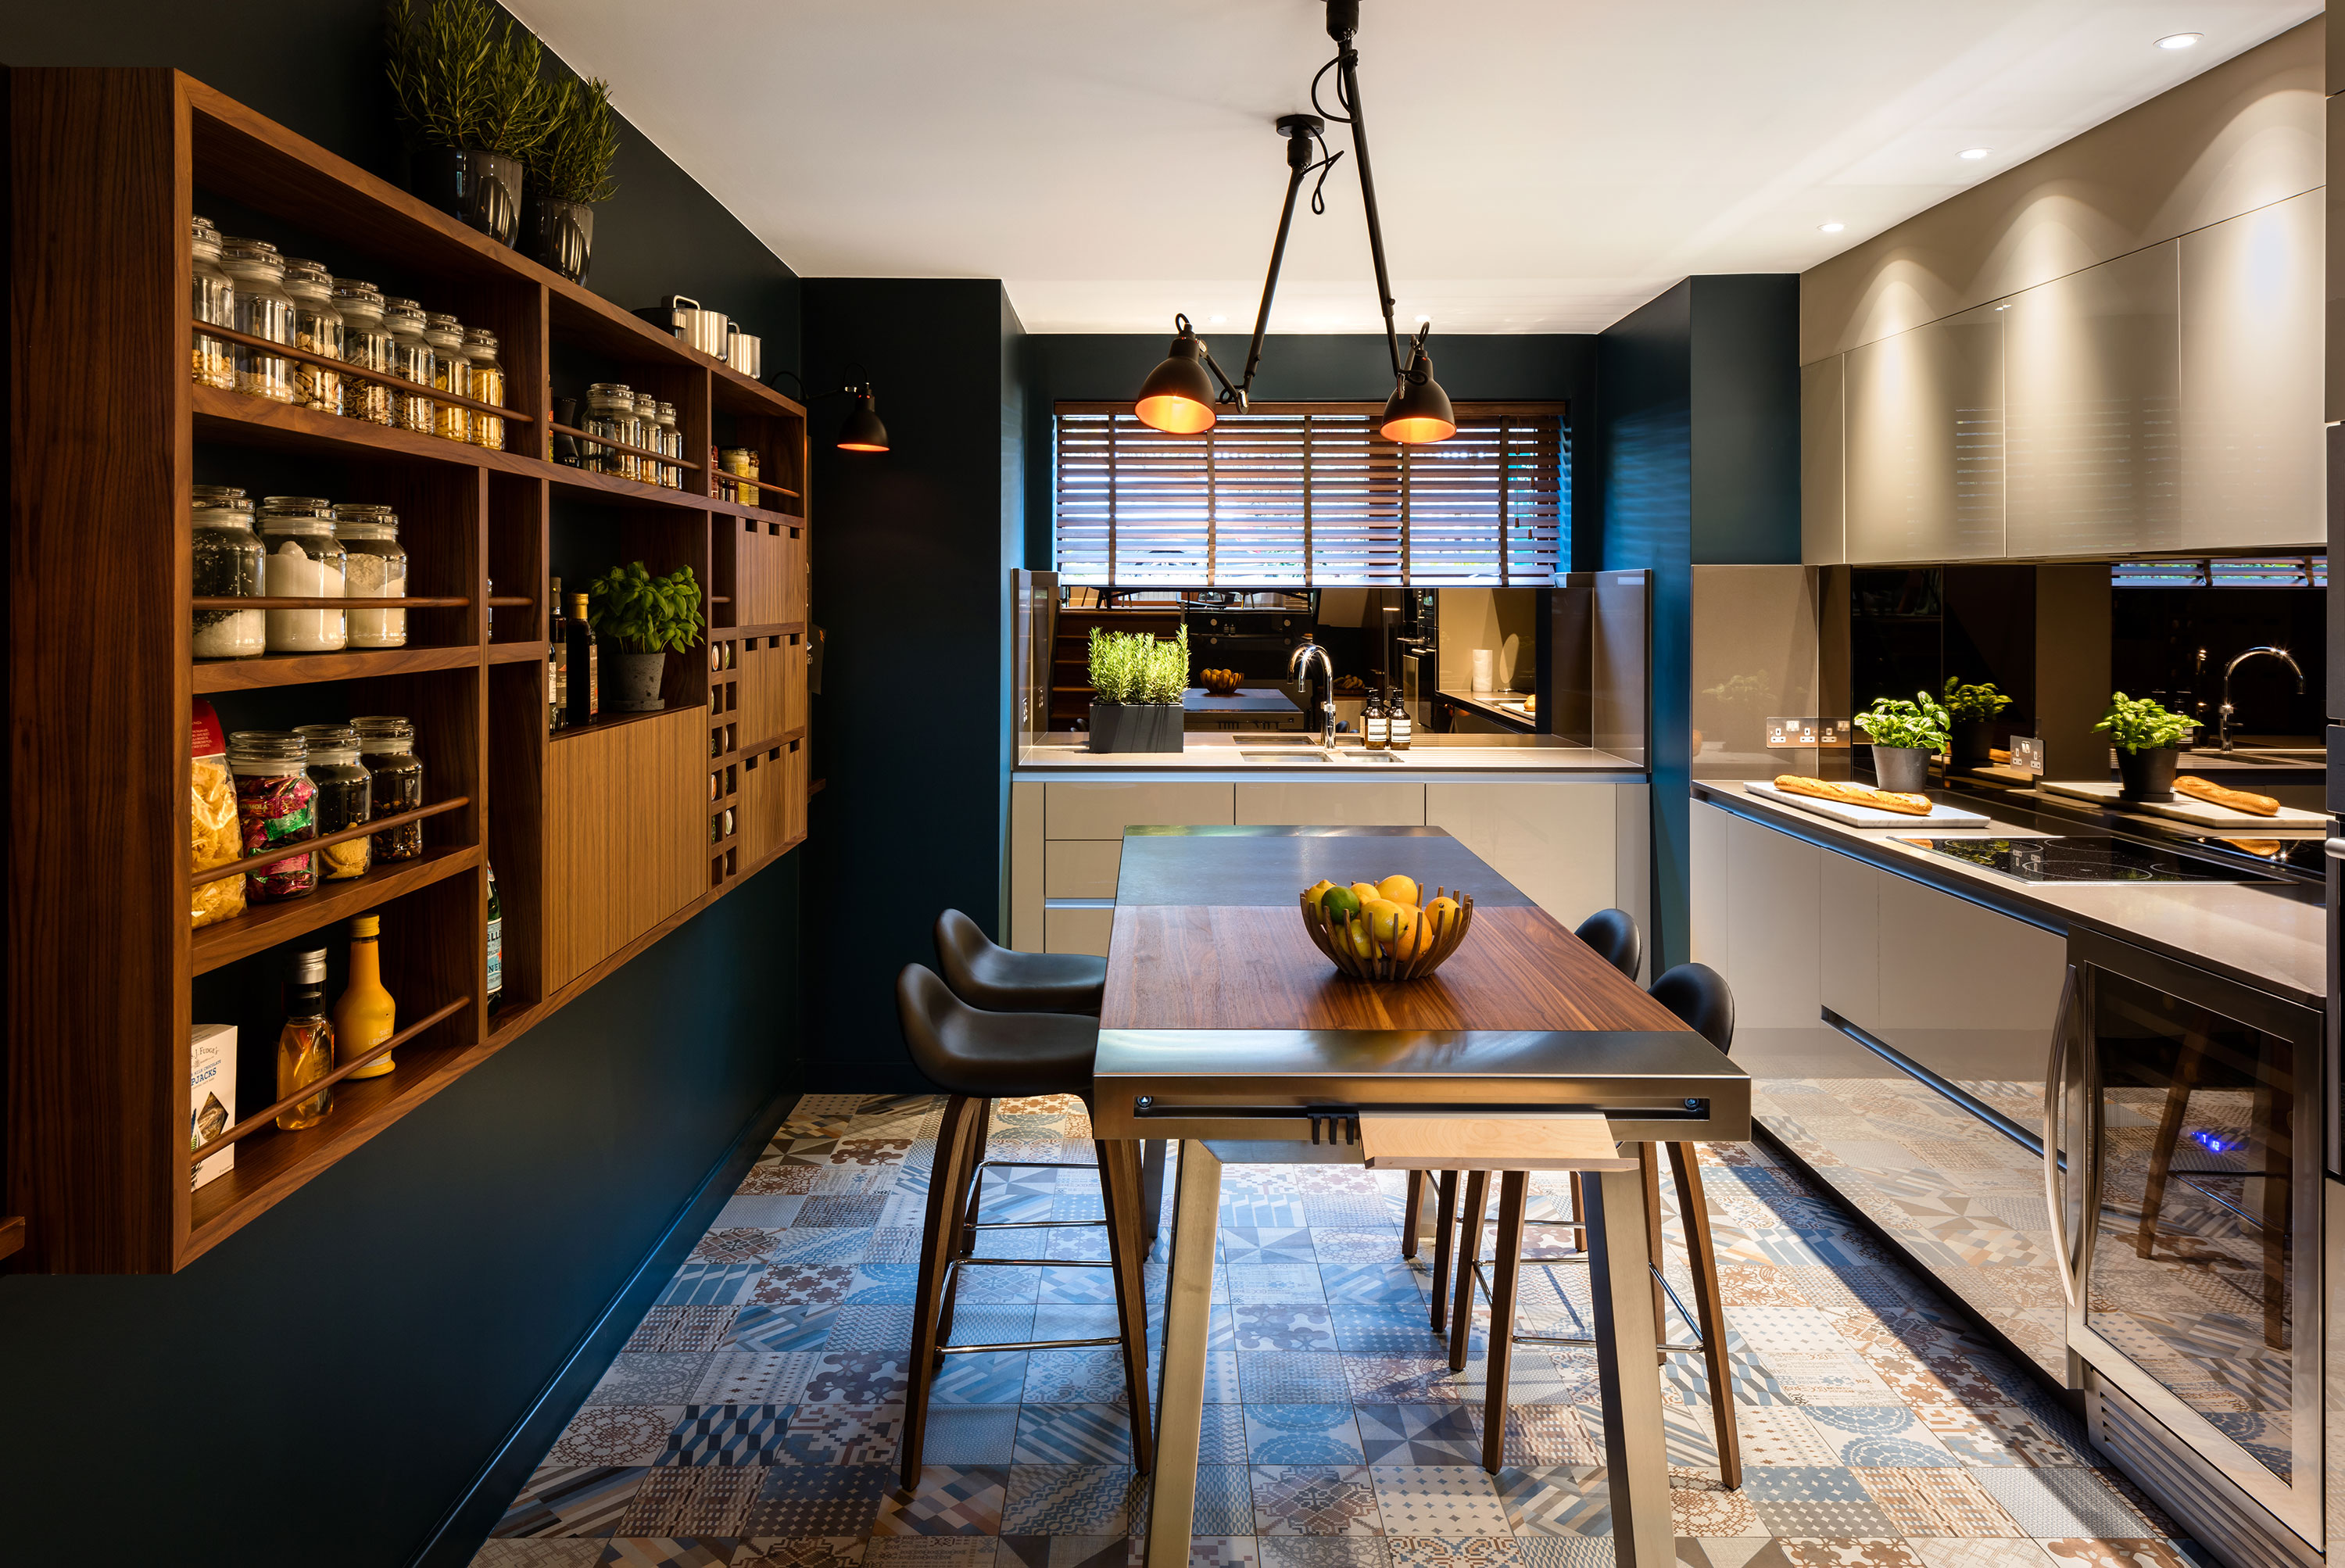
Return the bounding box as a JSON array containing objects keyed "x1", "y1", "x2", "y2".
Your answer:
[
  {"x1": 1134, "y1": 0, "x2": 1453, "y2": 443},
  {"x1": 2157, "y1": 31, "x2": 2203, "y2": 49}
]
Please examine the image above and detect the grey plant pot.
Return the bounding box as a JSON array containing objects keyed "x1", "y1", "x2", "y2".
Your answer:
[
  {"x1": 1088, "y1": 701, "x2": 1184, "y2": 754},
  {"x1": 611, "y1": 650, "x2": 667, "y2": 712},
  {"x1": 526, "y1": 195, "x2": 595, "y2": 283},
  {"x1": 417, "y1": 146, "x2": 522, "y2": 246},
  {"x1": 1871, "y1": 744, "x2": 1932, "y2": 793},
  {"x1": 2116, "y1": 746, "x2": 2180, "y2": 802}
]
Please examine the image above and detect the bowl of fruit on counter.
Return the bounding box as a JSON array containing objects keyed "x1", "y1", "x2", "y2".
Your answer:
[{"x1": 1299, "y1": 874, "x2": 1475, "y2": 982}]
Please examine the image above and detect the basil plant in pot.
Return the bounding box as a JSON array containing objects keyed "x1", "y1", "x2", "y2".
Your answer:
[
  {"x1": 585, "y1": 561, "x2": 705, "y2": 713},
  {"x1": 524, "y1": 75, "x2": 618, "y2": 283},
  {"x1": 385, "y1": 0, "x2": 558, "y2": 246},
  {"x1": 1856, "y1": 690, "x2": 1949, "y2": 793},
  {"x1": 1942, "y1": 676, "x2": 2012, "y2": 769},
  {"x1": 1087, "y1": 626, "x2": 1187, "y2": 754},
  {"x1": 2096, "y1": 693, "x2": 2198, "y2": 802}
]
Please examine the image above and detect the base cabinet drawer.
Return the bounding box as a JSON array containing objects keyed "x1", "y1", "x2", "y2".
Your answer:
[
  {"x1": 1045, "y1": 905, "x2": 1115, "y2": 956},
  {"x1": 1046, "y1": 840, "x2": 1122, "y2": 898},
  {"x1": 1235, "y1": 781, "x2": 1423, "y2": 826},
  {"x1": 1044, "y1": 781, "x2": 1233, "y2": 839}
]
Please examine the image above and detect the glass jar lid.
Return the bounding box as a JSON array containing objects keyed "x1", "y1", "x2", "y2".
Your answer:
[
  {"x1": 219, "y1": 237, "x2": 286, "y2": 277},
  {"x1": 424, "y1": 311, "x2": 463, "y2": 342},
  {"x1": 192, "y1": 483, "x2": 248, "y2": 507},
  {"x1": 634, "y1": 392, "x2": 658, "y2": 415},
  {"x1": 352, "y1": 715, "x2": 417, "y2": 751},
  {"x1": 292, "y1": 723, "x2": 361, "y2": 763},
  {"x1": 261, "y1": 496, "x2": 335, "y2": 520},
  {"x1": 588, "y1": 381, "x2": 634, "y2": 402},
  {"x1": 464, "y1": 327, "x2": 500, "y2": 353},
  {"x1": 333, "y1": 278, "x2": 386, "y2": 319},
  {"x1": 281, "y1": 258, "x2": 337, "y2": 297},
  {"x1": 192, "y1": 215, "x2": 223, "y2": 260},
  {"x1": 334, "y1": 503, "x2": 401, "y2": 539},
  {"x1": 227, "y1": 729, "x2": 306, "y2": 765},
  {"x1": 656, "y1": 401, "x2": 678, "y2": 422},
  {"x1": 384, "y1": 298, "x2": 426, "y2": 328}
]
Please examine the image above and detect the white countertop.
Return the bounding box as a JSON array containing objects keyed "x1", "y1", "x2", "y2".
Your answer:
[
  {"x1": 1016, "y1": 732, "x2": 1642, "y2": 775},
  {"x1": 1694, "y1": 779, "x2": 2325, "y2": 1006}
]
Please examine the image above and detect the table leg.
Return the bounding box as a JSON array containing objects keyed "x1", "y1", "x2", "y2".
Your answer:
[
  {"x1": 1585, "y1": 1162, "x2": 1671, "y2": 1567},
  {"x1": 1144, "y1": 1137, "x2": 1222, "y2": 1567}
]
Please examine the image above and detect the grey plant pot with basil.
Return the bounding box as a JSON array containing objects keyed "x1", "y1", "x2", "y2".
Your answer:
[
  {"x1": 1855, "y1": 689, "x2": 1950, "y2": 794},
  {"x1": 2096, "y1": 692, "x2": 2197, "y2": 803},
  {"x1": 584, "y1": 560, "x2": 706, "y2": 714},
  {"x1": 525, "y1": 77, "x2": 619, "y2": 284},
  {"x1": 385, "y1": 0, "x2": 560, "y2": 246}
]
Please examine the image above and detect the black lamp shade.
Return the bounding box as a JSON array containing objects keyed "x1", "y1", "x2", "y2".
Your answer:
[
  {"x1": 1135, "y1": 331, "x2": 1219, "y2": 435},
  {"x1": 836, "y1": 388, "x2": 889, "y2": 452},
  {"x1": 1380, "y1": 349, "x2": 1455, "y2": 444}
]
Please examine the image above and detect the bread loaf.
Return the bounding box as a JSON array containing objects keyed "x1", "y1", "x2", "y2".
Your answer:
[
  {"x1": 1773, "y1": 775, "x2": 1935, "y2": 817},
  {"x1": 2174, "y1": 775, "x2": 2279, "y2": 817}
]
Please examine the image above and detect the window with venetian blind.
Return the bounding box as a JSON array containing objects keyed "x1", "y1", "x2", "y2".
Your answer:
[{"x1": 1053, "y1": 402, "x2": 1567, "y2": 586}]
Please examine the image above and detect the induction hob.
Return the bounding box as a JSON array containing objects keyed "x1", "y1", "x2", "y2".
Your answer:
[{"x1": 1896, "y1": 834, "x2": 2279, "y2": 884}]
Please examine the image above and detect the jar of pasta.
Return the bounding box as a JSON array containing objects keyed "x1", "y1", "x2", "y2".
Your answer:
[
  {"x1": 424, "y1": 312, "x2": 468, "y2": 442},
  {"x1": 281, "y1": 258, "x2": 344, "y2": 415},
  {"x1": 585, "y1": 382, "x2": 633, "y2": 476},
  {"x1": 191, "y1": 216, "x2": 235, "y2": 390},
  {"x1": 189, "y1": 701, "x2": 246, "y2": 929},
  {"x1": 220, "y1": 237, "x2": 296, "y2": 403},
  {"x1": 294, "y1": 724, "x2": 372, "y2": 881},
  {"x1": 335, "y1": 280, "x2": 396, "y2": 426},
  {"x1": 384, "y1": 297, "x2": 435, "y2": 432},
  {"x1": 464, "y1": 327, "x2": 506, "y2": 449}
]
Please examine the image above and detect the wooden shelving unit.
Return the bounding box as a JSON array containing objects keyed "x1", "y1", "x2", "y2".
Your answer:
[{"x1": 6, "y1": 69, "x2": 812, "y2": 1273}]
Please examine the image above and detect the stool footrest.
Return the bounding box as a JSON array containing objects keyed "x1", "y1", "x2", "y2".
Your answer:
[{"x1": 940, "y1": 1334, "x2": 1121, "y2": 1355}]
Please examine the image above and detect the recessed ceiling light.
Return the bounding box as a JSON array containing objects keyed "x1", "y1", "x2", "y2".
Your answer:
[
  {"x1": 1818, "y1": 221, "x2": 1846, "y2": 234},
  {"x1": 2156, "y1": 32, "x2": 2202, "y2": 49},
  {"x1": 1208, "y1": 314, "x2": 1227, "y2": 324},
  {"x1": 1959, "y1": 147, "x2": 1992, "y2": 160}
]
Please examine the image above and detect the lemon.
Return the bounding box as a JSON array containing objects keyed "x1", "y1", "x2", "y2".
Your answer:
[
  {"x1": 1364, "y1": 897, "x2": 1423, "y2": 954},
  {"x1": 1348, "y1": 921, "x2": 1377, "y2": 960},
  {"x1": 1303, "y1": 879, "x2": 1338, "y2": 911},
  {"x1": 1377, "y1": 873, "x2": 1420, "y2": 907},
  {"x1": 1349, "y1": 881, "x2": 1380, "y2": 906},
  {"x1": 1423, "y1": 895, "x2": 1462, "y2": 938}
]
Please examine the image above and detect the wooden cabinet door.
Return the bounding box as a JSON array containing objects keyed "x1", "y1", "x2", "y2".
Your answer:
[{"x1": 545, "y1": 710, "x2": 706, "y2": 990}]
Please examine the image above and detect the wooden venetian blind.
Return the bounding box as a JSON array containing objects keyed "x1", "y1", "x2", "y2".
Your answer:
[{"x1": 1054, "y1": 402, "x2": 1567, "y2": 586}]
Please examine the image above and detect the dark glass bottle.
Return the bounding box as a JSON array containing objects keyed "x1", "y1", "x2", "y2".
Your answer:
[{"x1": 566, "y1": 591, "x2": 599, "y2": 726}]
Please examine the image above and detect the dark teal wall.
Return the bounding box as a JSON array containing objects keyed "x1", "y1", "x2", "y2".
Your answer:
[
  {"x1": 802, "y1": 279, "x2": 1023, "y2": 1094},
  {"x1": 1599, "y1": 275, "x2": 1801, "y2": 972},
  {"x1": 2, "y1": 8, "x2": 804, "y2": 1562},
  {"x1": 1022, "y1": 332, "x2": 1602, "y2": 572}
]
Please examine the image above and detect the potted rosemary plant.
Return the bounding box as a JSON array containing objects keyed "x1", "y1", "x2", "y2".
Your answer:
[
  {"x1": 1087, "y1": 627, "x2": 1187, "y2": 754},
  {"x1": 385, "y1": 0, "x2": 557, "y2": 246},
  {"x1": 2095, "y1": 693, "x2": 2198, "y2": 802},
  {"x1": 584, "y1": 561, "x2": 705, "y2": 712},
  {"x1": 1856, "y1": 690, "x2": 1949, "y2": 793},
  {"x1": 524, "y1": 75, "x2": 618, "y2": 283},
  {"x1": 1942, "y1": 676, "x2": 2011, "y2": 769}
]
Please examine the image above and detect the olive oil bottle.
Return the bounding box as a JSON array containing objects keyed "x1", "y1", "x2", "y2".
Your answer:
[
  {"x1": 335, "y1": 912, "x2": 397, "y2": 1080},
  {"x1": 274, "y1": 947, "x2": 335, "y2": 1130}
]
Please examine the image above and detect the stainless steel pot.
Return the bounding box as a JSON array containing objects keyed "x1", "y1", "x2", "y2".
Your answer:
[
  {"x1": 645, "y1": 295, "x2": 729, "y2": 357},
  {"x1": 725, "y1": 327, "x2": 761, "y2": 378}
]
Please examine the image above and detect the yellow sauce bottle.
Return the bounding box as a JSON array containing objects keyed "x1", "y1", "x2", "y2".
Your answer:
[{"x1": 335, "y1": 911, "x2": 399, "y2": 1080}]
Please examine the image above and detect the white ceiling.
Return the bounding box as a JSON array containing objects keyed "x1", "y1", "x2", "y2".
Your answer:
[{"x1": 507, "y1": 1, "x2": 2321, "y2": 335}]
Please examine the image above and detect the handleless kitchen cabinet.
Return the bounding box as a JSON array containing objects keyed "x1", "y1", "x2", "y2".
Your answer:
[
  {"x1": 1425, "y1": 781, "x2": 1638, "y2": 961},
  {"x1": 2003, "y1": 241, "x2": 2181, "y2": 560},
  {"x1": 1800, "y1": 356, "x2": 1846, "y2": 565},
  {"x1": 1234, "y1": 781, "x2": 1424, "y2": 827},
  {"x1": 1843, "y1": 300, "x2": 2007, "y2": 563},
  {"x1": 2179, "y1": 188, "x2": 2326, "y2": 551}
]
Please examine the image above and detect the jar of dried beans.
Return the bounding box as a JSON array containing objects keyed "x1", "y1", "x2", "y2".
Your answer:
[
  {"x1": 354, "y1": 715, "x2": 425, "y2": 862},
  {"x1": 335, "y1": 279, "x2": 396, "y2": 426},
  {"x1": 191, "y1": 216, "x2": 235, "y2": 390},
  {"x1": 294, "y1": 724, "x2": 372, "y2": 881}
]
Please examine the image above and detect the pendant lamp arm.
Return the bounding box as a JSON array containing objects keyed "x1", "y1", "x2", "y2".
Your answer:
[
  {"x1": 1324, "y1": 5, "x2": 1403, "y2": 380},
  {"x1": 1236, "y1": 120, "x2": 1325, "y2": 402}
]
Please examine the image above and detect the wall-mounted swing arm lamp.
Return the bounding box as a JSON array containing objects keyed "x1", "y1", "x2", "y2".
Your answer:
[
  {"x1": 769, "y1": 370, "x2": 891, "y2": 452},
  {"x1": 1135, "y1": 0, "x2": 1455, "y2": 446}
]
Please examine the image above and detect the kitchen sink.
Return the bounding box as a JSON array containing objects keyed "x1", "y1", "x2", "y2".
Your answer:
[{"x1": 1237, "y1": 750, "x2": 1404, "y2": 764}]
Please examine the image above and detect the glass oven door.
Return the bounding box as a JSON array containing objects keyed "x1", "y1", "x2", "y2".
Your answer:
[{"x1": 2063, "y1": 929, "x2": 2324, "y2": 1545}]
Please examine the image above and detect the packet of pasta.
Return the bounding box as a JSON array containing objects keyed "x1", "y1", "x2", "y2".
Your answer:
[{"x1": 190, "y1": 700, "x2": 246, "y2": 929}]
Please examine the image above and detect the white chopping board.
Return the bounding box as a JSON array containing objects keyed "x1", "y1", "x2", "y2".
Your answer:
[
  {"x1": 1745, "y1": 779, "x2": 1989, "y2": 829},
  {"x1": 2038, "y1": 779, "x2": 2326, "y2": 827}
]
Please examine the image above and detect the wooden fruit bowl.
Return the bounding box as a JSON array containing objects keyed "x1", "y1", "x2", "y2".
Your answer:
[
  {"x1": 1198, "y1": 668, "x2": 1244, "y2": 695},
  {"x1": 1298, "y1": 886, "x2": 1475, "y2": 982}
]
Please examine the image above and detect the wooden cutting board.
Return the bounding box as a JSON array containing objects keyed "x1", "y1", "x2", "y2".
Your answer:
[
  {"x1": 1357, "y1": 1113, "x2": 1638, "y2": 1172},
  {"x1": 1745, "y1": 779, "x2": 1989, "y2": 829},
  {"x1": 2037, "y1": 779, "x2": 2326, "y2": 826}
]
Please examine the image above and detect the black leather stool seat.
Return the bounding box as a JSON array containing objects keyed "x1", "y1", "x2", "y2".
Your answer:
[
  {"x1": 936, "y1": 908, "x2": 1107, "y2": 1015},
  {"x1": 898, "y1": 965, "x2": 1097, "y2": 1098}
]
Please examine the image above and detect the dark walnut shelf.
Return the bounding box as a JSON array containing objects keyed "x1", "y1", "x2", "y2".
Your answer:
[
  {"x1": 192, "y1": 643, "x2": 483, "y2": 693},
  {"x1": 192, "y1": 845, "x2": 481, "y2": 974}
]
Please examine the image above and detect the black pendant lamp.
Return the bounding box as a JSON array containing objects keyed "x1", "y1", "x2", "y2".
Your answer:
[
  {"x1": 836, "y1": 383, "x2": 889, "y2": 452},
  {"x1": 1133, "y1": 1, "x2": 1455, "y2": 445}
]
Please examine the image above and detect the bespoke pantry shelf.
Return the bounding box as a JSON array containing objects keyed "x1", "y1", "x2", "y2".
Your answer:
[{"x1": 8, "y1": 69, "x2": 814, "y2": 1273}]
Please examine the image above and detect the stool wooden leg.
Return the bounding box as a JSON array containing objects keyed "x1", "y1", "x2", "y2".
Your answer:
[
  {"x1": 933, "y1": 1097, "x2": 987, "y2": 1350},
  {"x1": 2138, "y1": 1040, "x2": 2202, "y2": 1259},
  {"x1": 904, "y1": 1094, "x2": 983, "y2": 1491},
  {"x1": 1480, "y1": 1169, "x2": 1528, "y2": 1474},
  {"x1": 954, "y1": 1097, "x2": 993, "y2": 1260},
  {"x1": 1430, "y1": 1170, "x2": 1459, "y2": 1334},
  {"x1": 1401, "y1": 1169, "x2": 1427, "y2": 1259},
  {"x1": 1639, "y1": 1144, "x2": 1668, "y2": 1364},
  {"x1": 1448, "y1": 1169, "x2": 1490, "y2": 1371},
  {"x1": 1667, "y1": 1143, "x2": 1740, "y2": 1489},
  {"x1": 1097, "y1": 1136, "x2": 1155, "y2": 1473}
]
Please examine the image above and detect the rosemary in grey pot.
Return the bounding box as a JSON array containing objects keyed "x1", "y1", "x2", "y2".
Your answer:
[
  {"x1": 2095, "y1": 692, "x2": 2198, "y2": 802},
  {"x1": 524, "y1": 76, "x2": 619, "y2": 282},
  {"x1": 385, "y1": 0, "x2": 559, "y2": 245},
  {"x1": 1087, "y1": 626, "x2": 1188, "y2": 754},
  {"x1": 1855, "y1": 689, "x2": 1949, "y2": 794}
]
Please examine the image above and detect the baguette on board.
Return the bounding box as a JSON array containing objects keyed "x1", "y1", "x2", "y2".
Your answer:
[
  {"x1": 1773, "y1": 775, "x2": 1934, "y2": 817},
  {"x1": 2173, "y1": 775, "x2": 2280, "y2": 818}
]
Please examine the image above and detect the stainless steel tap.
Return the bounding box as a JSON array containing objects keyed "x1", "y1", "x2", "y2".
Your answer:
[
  {"x1": 2216, "y1": 646, "x2": 2305, "y2": 753},
  {"x1": 1288, "y1": 638, "x2": 1338, "y2": 750}
]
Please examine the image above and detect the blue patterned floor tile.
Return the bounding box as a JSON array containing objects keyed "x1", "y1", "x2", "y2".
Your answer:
[
  {"x1": 1198, "y1": 1404, "x2": 1252, "y2": 1465},
  {"x1": 1001, "y1": 1465, "x2": 1143, "y2": 1534},
  {"x1": 1014, "y1": 1403, "x2": 1136, "y2": 1465},
  {"x1": 1250, "y1": 1463, "x2": 1384, "y2": 1536},
  {"x1": 1971, "y1": 1466, "x2": 2153, "y2": 1536},
  {"x1": 766, "y1": 1228, "x2": 872, "y2": 1266},
  {"x1": 775, "y1": 1404, "x2": 903, "y2": 1466},
  {"x1": 661, "y1": 1263, "x2": 768, "y2": 1308},
  {"x1": 1738, "y1": 1463, "x2": 1900, "y2": 1536},
  {"x1": 723, "y1": 1305, "x2": 840, "y2": 1354},
  {"x1": 1800, "y1": 1405, "x2": 1963, "y2": 1467},
  {"x1": 800, "y1": 1350, "x2": 911, "y2": 1406},
  {"x1": 1223, "y1": 1226, "x2": 1319, "y2": 1265},
  {"x1": 1234, "y1": 1305, "x2": 1338, "y2": 1352},
  {"x1": 1353, "y1": 1404, "x2": 1481, "y2": 1465},
  {"x1": 930, "y1": 1351, "x2": 1031, "y2": 1405},
  {"x1": 918, "y1": 1406, "x2": 1022, "y2": 1466},
  {"x1": 1321, "y1": 1264, "x2": 1427, "y2": 1306},
  {"x1": 1241, "y1": 1351, "x2": 1352, "y2": 1404},
  {"x1": 1227, "y1": 1264, "x2": 1326, "y2": 1303},
  {"x1": 1024, "y1": 1349, "x2": 1133, "y2": 1404},
  {"x1": 1190, "y1": 1464, "x2": 1259, "y2": 1535},
  {"x1": 826, "y1": 1306, "x2": 916, "y2": 1353},
  {"x1": 1039, "y1": 1265, "x2": 1120, "y2": 1305},
  {"x1": 1201, "y1": 1351, "x2": 1244, "y2": 1404},
  {"x1": 959, "y1": 1265, "x2": 1044, "y2": 1305},
  {"x1": 1491, "y1": 1466, "x2": 1607, "y2": 1538},
  {"x1": 740, "y1": 1462, "x2": 893, "y2": 1535},
  {"x1": 1247, "y1": 1402, "x2": 1366, "y2": 1463},
  {"x1": 872, "y1": 1464, "x2": 1009, "y2": 1536},
  {"x1": 661, "y1": 1405, "x2": 793, "y2": 1466},
  {"x1": 1223, "y1": 1197, "x2": 1309, "y2": 1228},
  {"x1": 840, "y1": 1265, "x2": 921, "y2": 1305}
]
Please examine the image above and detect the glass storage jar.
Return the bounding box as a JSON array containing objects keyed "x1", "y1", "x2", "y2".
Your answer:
[
  {"x1": 424, "y1": 312, "x2": 468, "y2": 442},
  {"x1": 585, "y1": 382, "x2": 634, "y2": 478},
  {"x1": 464, "y1": 327, "x2": 506, "y2": 449},
  {"x1": 654, "y1": 401, "x2": 682, "y2": 488},
  {"x1": 257, "y1": 497, "x2": 346, "y2": 653},
  {"x1": 191, "y1": 215, "x2": 236, "y2": 390},
  {"x1": 334, "y1": 279, "x2": 396, "y2": 426},
  {"x1": 353, "y1": 716, "x2": 425, "y2": 862},
  {"x1": 281, "y1": 258, "x2": 344, "y2": 415},
  {"x1": 384, "y1": 297, "x2": 435, "y2": 432},
  {"x1": 220, "y1": 237, "x2": 296, "y2": 403},
  {"x1": 192, "y1": 485, "x2": 266, "y2": 660},
  {"x1": 633, "y1": 392, "x2": 661, "y2": 486},
  {"x1": 335, "y1": 503, "x2": 407, "y2": 649},
  {"x1": 227, "y1": 730, "x2": 317, "y2": 900},
  {"x1": 293, "y1": 724, "x2": 372, "y2": 880}
]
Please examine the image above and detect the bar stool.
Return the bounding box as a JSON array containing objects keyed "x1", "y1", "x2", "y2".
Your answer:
[
  {"x1": 1452, "y1": 961, "x2": 1742, "y2": 1484},
  {"x1": 1406, "y1": 908, "x2": 1645, "y2": 1316},
  {"x1": 895, "y1": 963, "x2": 1154, "y2": 1489}
]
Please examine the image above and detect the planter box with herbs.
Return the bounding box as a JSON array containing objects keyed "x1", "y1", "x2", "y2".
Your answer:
[{"x1": 1087, "y1": 626, "x2": 1188, "y2": 754}]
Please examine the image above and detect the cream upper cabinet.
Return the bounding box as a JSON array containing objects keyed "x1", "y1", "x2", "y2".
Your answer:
[
  {"x1": 1799, "y1": 356, "x2": 1845, "y2": 566},
  {"x1": 1843, "y1": 302, "x2": 2005, "y2": 564},
  {"x1": 2179, "y1": 188, "x2": 2325, "y2": 550},
  {"x1": 2003, "y1": 242, "x2": 2180, "y2": 559}
]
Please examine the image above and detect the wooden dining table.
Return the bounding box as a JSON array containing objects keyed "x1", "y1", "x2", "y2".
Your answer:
[{"x1": 1090, "y1": 825, "x2": 1750, "y2": 1568}]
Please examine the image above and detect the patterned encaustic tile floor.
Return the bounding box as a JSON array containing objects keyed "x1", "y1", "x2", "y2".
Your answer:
[{"x1": 471, "y1": 1092, "x2": 2209, "y2": 1568}]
